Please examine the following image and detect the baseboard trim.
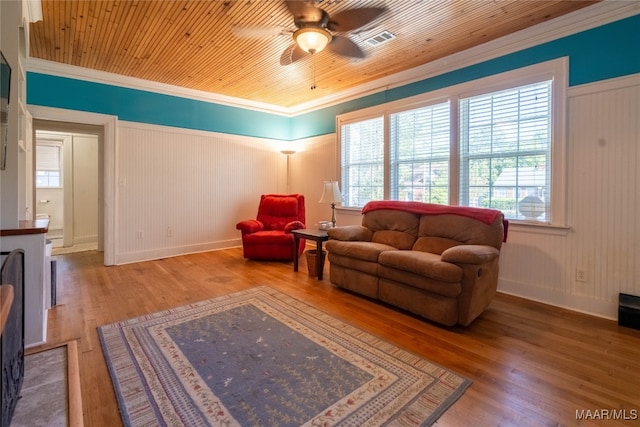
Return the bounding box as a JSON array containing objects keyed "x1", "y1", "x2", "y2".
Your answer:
[
  {"x1": 114, "y1": 239, "x2": 242, "y2": 265},
  {"x1": 498, "y1": 278, "x2": 617, "y2": 321}
]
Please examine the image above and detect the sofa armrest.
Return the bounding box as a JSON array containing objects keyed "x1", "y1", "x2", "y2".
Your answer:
[
  {"x1": 327, "y1": 225, "x2": 373, "y2": 242},
  {"x1": 284, "y1": 221, "x2": 305, "y2": 233},
  {"x1": 441, "y1": 245, "x2": 499, "y2": 264},
  {"x1": 236, "y1": 220, "x2": 264, "y2": 233}
]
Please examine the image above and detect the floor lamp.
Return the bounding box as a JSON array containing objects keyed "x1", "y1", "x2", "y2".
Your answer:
[{"x1": 280, "y1": 150, "x2": 296, "y2": 192}]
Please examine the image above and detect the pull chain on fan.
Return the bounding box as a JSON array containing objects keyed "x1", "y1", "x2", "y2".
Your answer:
[{"x1": 311, "y1": 53, "x2": 317, "y2": 90}]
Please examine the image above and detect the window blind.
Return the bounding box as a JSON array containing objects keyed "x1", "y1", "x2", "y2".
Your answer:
[
  {"x1": 35, "y1": 144, "x2": 62, "y2": 188},
  {"x1": 459, "y1": 80, "x2": 551, "y2": 220},
  {"x1": 36, "y1": 144, "x2": 61, "y2": 171},
  {"x1": 340, "y1": 116, "x2": 384, "y2": 207},
  {"x1": 390, "y1": 101, "x2": 450, "y2": 204}
]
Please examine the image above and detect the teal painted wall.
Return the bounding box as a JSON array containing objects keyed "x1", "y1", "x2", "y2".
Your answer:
[
  {"x1": 27, "y1": 14, "x2": 639, "y2": 141},
  {"x1": 27, "y1": 73, "x2": 292, "y2": 140}
]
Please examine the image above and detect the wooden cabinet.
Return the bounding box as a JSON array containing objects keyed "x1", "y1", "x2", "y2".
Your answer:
[{"x1": 1, "y1": 220, "x2": 48, "y2": 347}]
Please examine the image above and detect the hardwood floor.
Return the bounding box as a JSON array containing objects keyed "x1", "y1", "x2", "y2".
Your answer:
[{"x1": 44, "y1": 248, "x2": 640, "y2": 426}]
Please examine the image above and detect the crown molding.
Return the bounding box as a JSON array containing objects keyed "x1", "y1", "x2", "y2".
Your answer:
[
  {"x1": 26, "y1": 1, "x2": 639, "y2": 118},
  {"x1": 25, "y1": 58, "x2": 293, "y2": 116}
]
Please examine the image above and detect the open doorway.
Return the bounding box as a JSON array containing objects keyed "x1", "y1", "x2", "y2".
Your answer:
[{"x1": 33, "y1": 121, "x2": 103, "y2": 255}]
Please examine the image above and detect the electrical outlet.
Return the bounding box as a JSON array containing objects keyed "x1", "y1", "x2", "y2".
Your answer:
[
  {"x1": 576, "y1": 268, "x2": 587, "y2": 282},
  {"x1": 137, "y1": 230, "x2": 144, "y2": 239},
  {"x1": 167, "y1": 227, "x2": 173, "y2": 237}
]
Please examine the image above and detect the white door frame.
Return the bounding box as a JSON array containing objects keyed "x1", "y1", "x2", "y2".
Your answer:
[{"x1": 29, "y1": 105, "x2": 117, "y2": 266}]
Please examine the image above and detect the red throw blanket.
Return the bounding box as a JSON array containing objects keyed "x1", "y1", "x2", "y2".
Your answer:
[{"x1": 361, "y1": 201, "x2": 508, "y2": 241}]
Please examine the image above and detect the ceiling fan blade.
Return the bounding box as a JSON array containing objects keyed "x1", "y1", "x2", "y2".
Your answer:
[
  {"x1": 328, "y1": 36, "x2": 365, "y2": 59},
  {"x1": 280, "y1": 43, "x2": 308, "y2": 65},
  {"x1": 327, "y1": 7, "x2": 387, "y2": 32},
  {"x1": 285, "y1": 1, "x2": 325, "y2": 25}
]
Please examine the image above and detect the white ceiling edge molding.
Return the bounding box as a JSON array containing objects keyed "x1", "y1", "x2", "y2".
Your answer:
[
  {"x1": 25, "y1": 0, "x2": 639, "y2": 118},
  {"x1": 25, "y1": 57, "x2": 293, "y2": 116}
]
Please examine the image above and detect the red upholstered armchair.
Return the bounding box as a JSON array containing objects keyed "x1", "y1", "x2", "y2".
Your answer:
[{"x1": 236, "y1": 194, "x2": 306, "y2": 260}]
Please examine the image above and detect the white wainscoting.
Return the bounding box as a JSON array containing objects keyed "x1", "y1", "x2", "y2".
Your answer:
[
  {"x1": 499, "y1": 74, "x2": 640, "y2": 319},
  {"x1": 115, "y1": 122, "x2": 287, "y2": 264}
]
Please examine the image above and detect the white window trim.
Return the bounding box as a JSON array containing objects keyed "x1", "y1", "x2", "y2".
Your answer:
[
  {"x1": 455, "y1": 59, "x2": 568, "y2": 227},
  {"x1": 336, "y1": 57, "x2": 568, "y2": 229}
]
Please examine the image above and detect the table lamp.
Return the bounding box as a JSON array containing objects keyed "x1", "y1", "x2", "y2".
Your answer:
[{"x1": 319, "y1": 181, "x2": 344, "y2": 227}]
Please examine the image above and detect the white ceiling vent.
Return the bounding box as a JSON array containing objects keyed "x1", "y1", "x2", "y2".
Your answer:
[{"x1": 364, "y1": 31, "x2": 396, "y2": 47}]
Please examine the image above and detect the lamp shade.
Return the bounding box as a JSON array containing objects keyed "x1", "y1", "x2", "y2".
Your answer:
[
  {"x1": 294, "y1": 27, "x2": 332, "y2": 54},
  {"x1": 319, "y1": 181, "x2": 344, "y2": 204}
]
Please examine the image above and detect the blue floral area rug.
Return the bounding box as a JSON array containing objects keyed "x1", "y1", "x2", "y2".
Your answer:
[{"x1": 98, "y1": 286, "x2": 471, "y2": 426}]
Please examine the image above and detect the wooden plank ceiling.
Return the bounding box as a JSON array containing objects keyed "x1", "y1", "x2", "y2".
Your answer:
[{"x1": 28, "y1": 0, "x2": 597, "y2": 108}]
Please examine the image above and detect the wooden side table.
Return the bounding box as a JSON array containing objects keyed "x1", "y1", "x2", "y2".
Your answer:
[{"x1": 291, "y1": 229, "x2": 329, "y2": 280}]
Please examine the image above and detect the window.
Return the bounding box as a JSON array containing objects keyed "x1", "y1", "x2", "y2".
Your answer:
[
  {"x1": 340, "y1": 116, "x2": 384, "y2": 207},
  {"x1": 337, "y1": 59, "x2": 567, "y2": 225},
  {"x1": 459, "y1": 81, "x2": 552, "y2": 220},
  {"x1": 36, "y1": 144, "x2": 62, "y2": 188},
  {"x1": 390, "y1": 101, "x2": 450, "y2": 204}
]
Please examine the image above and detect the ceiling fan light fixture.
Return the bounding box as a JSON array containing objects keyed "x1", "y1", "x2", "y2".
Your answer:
[{"x1": 294, "y1": 27, "x2": 332, "y2": 54}]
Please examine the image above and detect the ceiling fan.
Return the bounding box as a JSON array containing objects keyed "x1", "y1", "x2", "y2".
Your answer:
[
  {"x1": 238, "y1": 1, "x2": 387, "y2": 66},
  {"x1": 281, "y1": 1, "x2": 387, "y2": 65}
]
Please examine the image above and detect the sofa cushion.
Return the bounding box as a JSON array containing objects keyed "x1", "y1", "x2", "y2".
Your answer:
[
  {"x1": 236, "y1": 219, "x2": 264, "y2": 234},
  {"x1": 378, "y1": 250, "x2": 462, "y2": 283},
  {"x1": 257, "y1": 195, "x2": 299, "y2": 230},
  {"x1": 326, "y1": 240, "x2": 397, "y2": 262},
  {"x1": 441, "y1": 245, "x2": 499, "y2": 264},
  {"x1": 378, "y1": 266, "x2": 462, "y2": 298},
  {"x1": 327, "y1": 253, "x2": 380, "y2": 277},
  {"x1": 327, "y1": 225, "x2": 373, "y2": 242},
  {"x1": 413, "y1": 214, "x2": 504, "y2": 254},
  {"x1": 362, "y1": 209, "x2": 419, "y2": 249},
  {"x1": 379, "y1": 279, "x2": 459, "y2": 325},
  {"x1": 284, "y1": 220, "x2": 305, "y2": 233},
  {"x1": 412, "y1": 236, "x2": 460, "y2": 255},
  {"x1": 242, "y1": 230, "x2": 293, "y2": 245}
]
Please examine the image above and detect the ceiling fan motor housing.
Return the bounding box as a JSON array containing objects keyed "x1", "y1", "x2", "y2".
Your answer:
[
  {"x1": 293, "y1": 7, "x2": 330, "y2": 29},
  {"x1": 293, "y1": 27, "x2": 332, "y2": 54}
]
